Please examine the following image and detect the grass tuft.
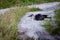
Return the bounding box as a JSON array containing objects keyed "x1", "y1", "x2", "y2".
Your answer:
[
  {"x1": 0, "y1": 6, "x2": 29, "y2": 40},
  {"x1": 29, "y1": 8, "x2": 42, "y2": 12},
  {"x1": 44, "y1": 9, "x2": 60, "y2": 35}
]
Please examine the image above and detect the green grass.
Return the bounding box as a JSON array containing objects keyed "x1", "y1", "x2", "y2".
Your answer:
[
  {"x1": 43, "y1": 20, "x2": 56, "y2": 35},
  {"x1": 55, "y1": 10, "x2": 60, "y2": 26},
  {"x1": 29, "y1": 8, "x2": 42, "y2": 12},
  {"x1": 0, "y1": 5, "x2": 42, "y2": 40},
  {"x1": 44, "y1": 9, "x2": 60, "y2": 35},
  {"x1": 0, "y1": 0, "x2": 60, "y2": 40},
  {"x1": 0, "y1": 6, "x2": 30, "y2": 40},
  {"x1": 0, "y1": 0, "x2": 60, "y2": 9}
]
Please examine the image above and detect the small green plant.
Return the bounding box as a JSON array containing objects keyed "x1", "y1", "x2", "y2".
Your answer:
[
  {"x1": 54, "y1": 9, "x2": 60, "y2": 34},
  {"x1": 29, "y1": 8, "x2": 42, "y2": 12},
  {"x1": 55, "y1": 10, "x2": 60, "y2": 26},
  {"x1": 43, "y1": 20, "x2": 54, "y2": 34}
]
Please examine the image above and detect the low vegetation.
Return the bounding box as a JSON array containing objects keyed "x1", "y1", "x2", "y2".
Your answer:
[
  {"x1": 29, "y1": 8, "x2": 42, "y2": 12},
  {"x1": 0, "y1": 0, "x2": 60, "y2": 9},
  {"x1": 0, "y1": 6, "x2": 41, "y2": 40},
  {"x1": 0, "y1": 0, "x2": 60, "y2": 40},
  {"x1": 0, "y1": 6, "x2": 30, "y2": 40},
  {"x1": 44, "y1": 9, "x2": 60, "y2": 35}
]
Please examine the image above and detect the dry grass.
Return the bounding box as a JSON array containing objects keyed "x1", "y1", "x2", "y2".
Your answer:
[{"x1": 0, "y1": 6, "x2": 29, "y2": 40}]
